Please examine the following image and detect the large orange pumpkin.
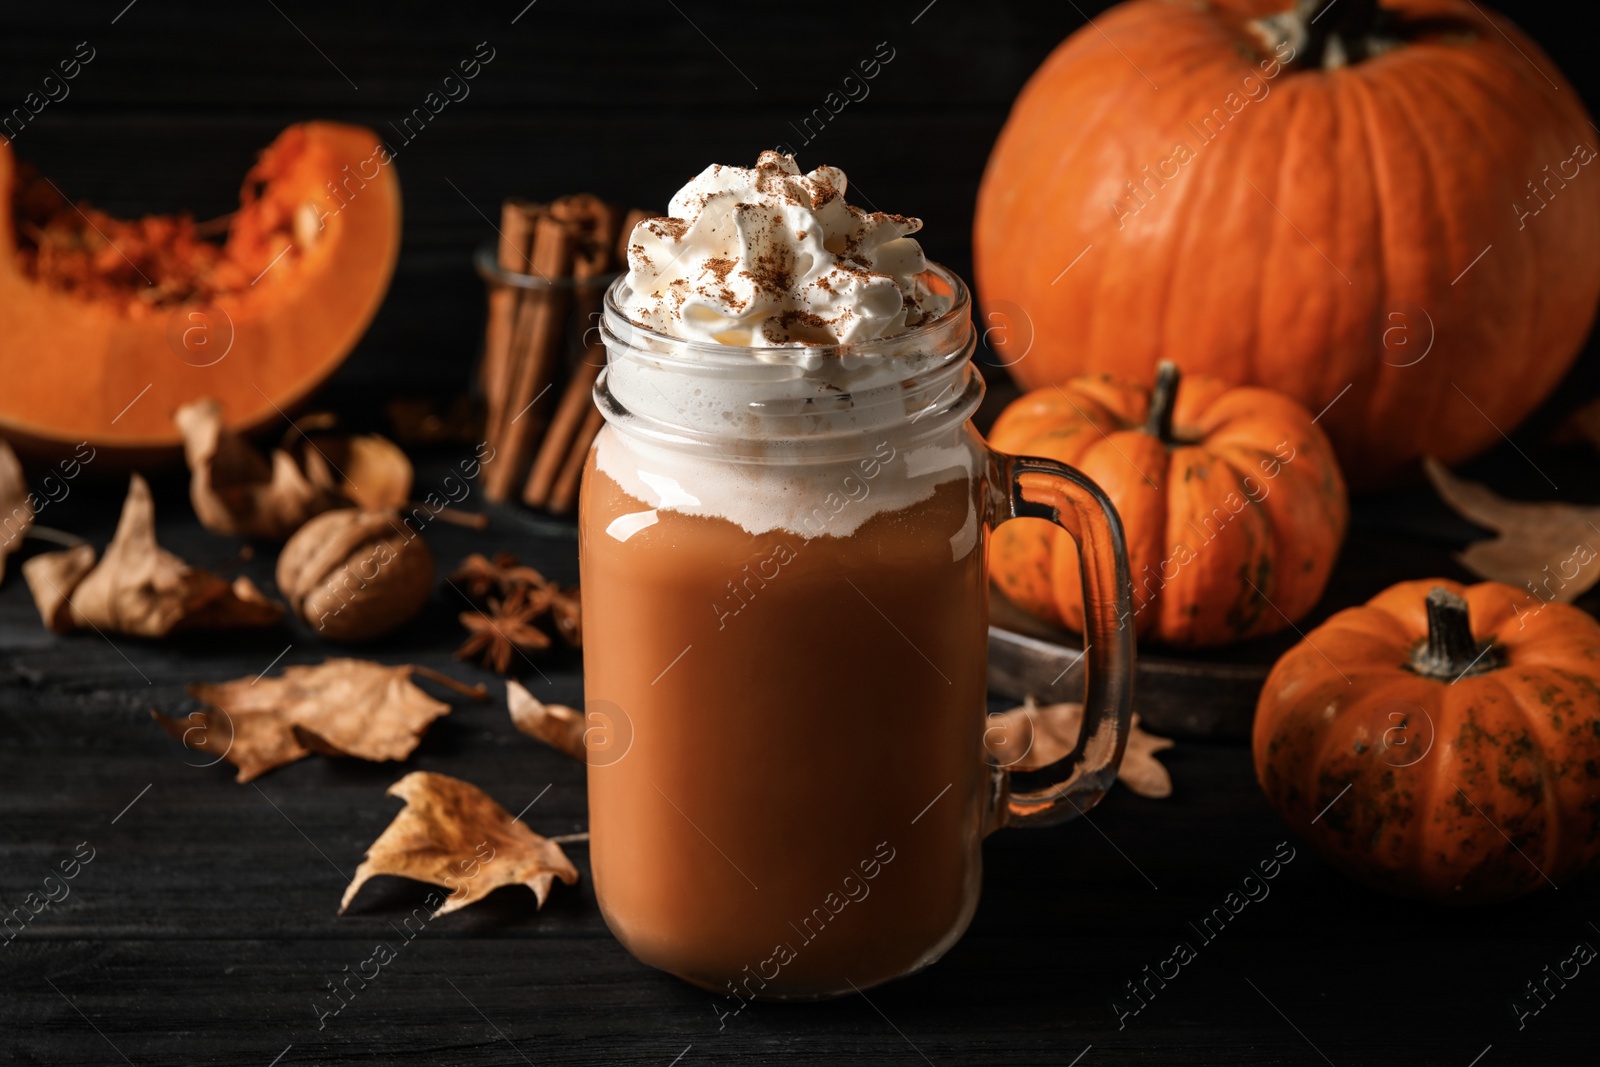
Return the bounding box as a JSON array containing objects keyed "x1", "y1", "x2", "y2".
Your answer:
[
  {"x1": 1254, "y1": 580, "x2": 1600, "y2": 904},
  {"x1": 0, "y1": 122, "x2": 400, "y2": 456},
  {"x1": 974, "y1": 0, "x2": 1600, "y2": 486},
  {"x1": 987, "y1": 361, "x2": 1346, "y2": 648}
]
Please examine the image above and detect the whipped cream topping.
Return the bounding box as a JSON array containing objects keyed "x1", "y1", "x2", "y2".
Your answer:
[{"x1": 619, "y1": 151, "x2": 950, "y2": 346}]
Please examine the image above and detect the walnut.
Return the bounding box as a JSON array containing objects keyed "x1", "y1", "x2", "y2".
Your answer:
[{"x1": 276, "y1": 509, "x2": 433, "y2": 642}]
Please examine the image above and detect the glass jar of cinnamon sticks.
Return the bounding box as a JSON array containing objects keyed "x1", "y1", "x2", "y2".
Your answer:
[{"x1": 475, "y1": 196, "x2": 644, "y2": 512}]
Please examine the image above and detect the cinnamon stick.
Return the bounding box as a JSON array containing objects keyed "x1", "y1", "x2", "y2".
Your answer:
[
  {"x1": 555, "y1": 194, "x2": 623, "y2": 267},
  {"x1": 481, "y1": 200, "x2": 538, "y2": 455},
  {"x1": 523, "y1": 360, "x2": 602, "y2": 508},
  {"x1": 548, "y1": 404, "x2": 604, "y2": 515},
  {"x1": 484, "y1": 213, "x2": 575, "y2": 501},
  {"x1": 522, "y1": 198, "x2": 622, "y2": 507}
]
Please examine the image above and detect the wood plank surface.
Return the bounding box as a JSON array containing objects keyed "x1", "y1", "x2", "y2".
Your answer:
[{"x1": 2, "y1": 457, "x2": 1597, "y2": 1065}]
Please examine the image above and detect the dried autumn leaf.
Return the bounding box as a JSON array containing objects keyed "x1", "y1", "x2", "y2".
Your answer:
[
  {"x1": 153, "y1": 658, "x2": 486, "y2": 782},
  {"x1": 0, "y1": 438, "x2": 32, "y2": 583},
  {"x1": 506, "y1": 679, "x2": 584, "y2": 759},
  {"x1": 340, "y1": 770, "x2": 579, "y2": 917},
  {"x1": 153, "y1": 702, "x2": 312, "y2": 781},
  {"x1": 301, "y1": 431, "x2": 413, "y2": 512},
  {"x1": 176, "y1": 399, "x2": 341, "y2": 540},
  {"x1": 986, "y1": 696, "x2": 1175, "y2": 799},
  {"x1": 21, "y1": 474, "x2": 282, "y2": 637},
  {"x1": 175, "y1": 399, "x2": 413, "y2": 539},
  {"x1": 22, "y1": 543, "x2": 96, "y2": 632},
  {"x1": 1424, "y1": 457, "x2": 1600, "y2": 602}
]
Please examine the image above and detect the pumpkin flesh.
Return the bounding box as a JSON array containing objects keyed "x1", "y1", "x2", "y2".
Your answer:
[{"x1": 0, "y1": 122, "x2": 400, "y2": 454}]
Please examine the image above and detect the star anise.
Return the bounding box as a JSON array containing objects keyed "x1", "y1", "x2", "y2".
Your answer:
[
  {"x1": 455, "y1": 585, "x2": 555, "y2": 675},
  {"x1": 450, "y1": 552, "x2": 522, "y2": 601},
  {"x1": 450, "y1": 552, "x2": 558, "y2": 601},
  {"x1": 449, "y1": 552, "x2": 581, "y2": 671}
]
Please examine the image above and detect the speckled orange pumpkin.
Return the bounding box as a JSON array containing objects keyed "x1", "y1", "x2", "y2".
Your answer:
[
  {"x1": 1254, "y1": 580, "x2": 1600, "y2": 904},
  {"x1": 987, "y1": 361, "x2": 1346, "y2": 648}
]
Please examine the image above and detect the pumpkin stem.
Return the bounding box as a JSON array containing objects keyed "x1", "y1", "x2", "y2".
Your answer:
[
  {"x1": 1260, "y1": 0, "x2": 1398, "y2": 71},
  {"x1": 1143, "y1": 360, "x2": 1181, "y2": 444},
  {"x1": 1410, "y1": 586, "x2": 1498, "y2": 679}
]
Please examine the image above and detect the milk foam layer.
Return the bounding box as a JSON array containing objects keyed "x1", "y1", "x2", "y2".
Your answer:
[
  {"x1": 619, "y1": 152, "x2": 950, "y2": 346},
  {"x1": 595, "y1": 425, "x2": 978, "y2": 546},
  {"x1": 597, "y1": 157, "x2": 976, "y2": 541}
]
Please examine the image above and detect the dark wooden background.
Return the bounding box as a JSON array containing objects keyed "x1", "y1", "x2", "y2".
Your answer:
[
  {"x1": 5, "y1": 2, "x2": 1600, "y2": 1065},
  {"x1": 4, "y1": 0, "x2": 1600, "y2": 411}
]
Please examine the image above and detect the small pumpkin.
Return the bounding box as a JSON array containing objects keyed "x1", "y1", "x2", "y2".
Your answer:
[
  {"x1": 987, "y1": 360, "x2": 1346, "y2": 648},
  {"x1": 1253, "y1": 580, "x2": 1600, "y2": 904},
  {"x1": 974, "y1": 0, "x2": 1600, "y2": 486},
  {"x1": 0, "y1": 122, "x2": 400, "y2": 457}
]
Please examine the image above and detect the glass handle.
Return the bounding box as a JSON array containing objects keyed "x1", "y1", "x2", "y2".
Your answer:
[{"x1": 988, "y1": 450, "x2": 1136, "y2": 828}]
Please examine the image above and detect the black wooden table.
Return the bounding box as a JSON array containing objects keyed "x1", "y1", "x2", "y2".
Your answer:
[{"x1": 3, "y1": 455, "x2": 1596, "y2": 1066}]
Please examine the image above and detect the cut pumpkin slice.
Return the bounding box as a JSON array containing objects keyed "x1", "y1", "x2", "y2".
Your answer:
[{"x1": 0, "y1": 122, "x2": 400, "y2": 456}]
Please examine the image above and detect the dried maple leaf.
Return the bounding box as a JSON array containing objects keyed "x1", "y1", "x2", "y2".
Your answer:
[
  {"x1": 456, "y1": 585, "x2": 554, "y2": 675},
  {"x1": 1425, "y1": 457, "x2": 1600, "y2": 602},
  {"x1": 340, "y1": 771, "x2": 579, "y2": 916},
  {"x1": 21, "y1": 474, "x2": 282, "y2": 637},
  {"x1": 154, "y1": 701, "x2": 312, "y2": 781},
  {"x1": 175, "y1": 399, "x2": 412, "y2": 540},
  {"x1": 153, "y1": 658, "x2": 486, "y2": 782},
  {"x1": 1, "y1": 438, "x2": 33, "y2": 583},
  {"x1": 506, "y1": 679, "x2": 584, "y2": 759},
  {"x1": 986, "y1": 696, "x2": 1175, "y2": 799}
]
